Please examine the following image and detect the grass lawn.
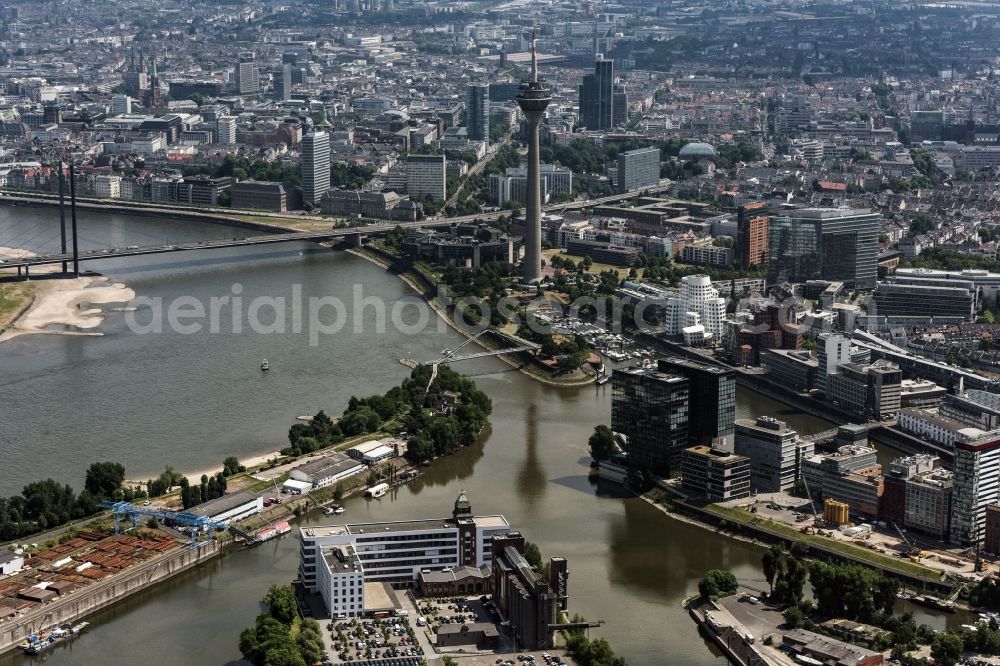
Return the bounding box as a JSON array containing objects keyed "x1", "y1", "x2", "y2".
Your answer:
[
  {"x1": 542, "y1": 249, "x2": 632, "y2": 279},
  {"x1": 0, "y1": 282, "x2": 34, "y2": 330},
  {"x1": 706, "y1": 504, "x2": 938, "y2": 579}
]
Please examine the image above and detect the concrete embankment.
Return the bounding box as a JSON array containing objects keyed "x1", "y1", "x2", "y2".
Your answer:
[
  {"x1": 685, "y1": 597, "x2": 759, "y2": 666},
  {"x1": 0, "y1": 540, "x2": 221, "y2": 655}
]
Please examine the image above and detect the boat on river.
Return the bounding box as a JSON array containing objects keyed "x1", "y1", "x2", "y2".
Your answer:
[
  {"x1": 365, "y1": 482, "x2": 389, "y2": 499},
  {"x1": 253, "y1": 520, "x2": 290, "y2": 543},
  {"x1": 20, "y1": 622, "x2": 88, "y2": 655},
  {"x1": 324, "y1": 505, "x2": 345, "y2": 515},
  {"x1": 261, "y1": 359, "x2": 269, "y2": 371}
]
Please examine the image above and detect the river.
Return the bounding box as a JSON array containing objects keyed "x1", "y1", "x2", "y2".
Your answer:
[{"x1": 0, "y1": 207, "x2": 966, "y2": 665}]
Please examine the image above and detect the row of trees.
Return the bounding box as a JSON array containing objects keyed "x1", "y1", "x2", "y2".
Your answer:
[
  {"x1": 239, "y1": 585, "x2": 323, "y2": 666},
  {"x1": 179, "y1": 472, "x2": 229, "y2": 510},
  {"x1": 0, "y1": 462, "x2": 144, "y2": 540}
]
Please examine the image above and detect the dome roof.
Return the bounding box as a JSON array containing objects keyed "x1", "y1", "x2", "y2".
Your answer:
[{"x1": 679, "y1": 142, "x2": 717, "y2": 158}]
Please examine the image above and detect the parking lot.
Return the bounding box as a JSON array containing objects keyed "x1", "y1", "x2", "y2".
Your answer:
[
  {"x1": 327, "y1": 616, "x2": 425, "y2": 663},
  {"x1": 416, "y1": 596, "x2": 498, "y2": 631}
]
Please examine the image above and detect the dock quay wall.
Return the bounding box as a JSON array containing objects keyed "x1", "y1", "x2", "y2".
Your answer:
[
  {"x1": 686, "y1": 597, "x2": 763, "y2": 666},
  {"x1": 0, "y1": 540, "x2": 221, "y2": 655}
]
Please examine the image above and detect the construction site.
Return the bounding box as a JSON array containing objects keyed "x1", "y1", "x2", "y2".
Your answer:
[{"x1": 723, "y1": 489, "x2": 988, "y2": 583}]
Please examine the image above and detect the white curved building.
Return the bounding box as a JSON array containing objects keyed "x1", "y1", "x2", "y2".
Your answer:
[{"x1": 665, "y1": 275, "x2": 727, "y2": 344}]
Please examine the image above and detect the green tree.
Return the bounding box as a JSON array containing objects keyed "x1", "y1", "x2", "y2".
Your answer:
[
  {"x1": 588, "y1": 425, "x2": 616, "y2": 462},
  {"x1": 263, "y1": 585, "x2": 299, "y2": 625},
  {"x1": 698, "y1": 569, "x2": 738, "y2": 600},
  {"x1": 263, "y1": 643, "x2": 306, "y2": 666},
  {"x1": 523, "y1": 541, "x2": 544, "y2": 570},
  {"x1": 84, "y1": 462, "x2": 126, "y2": 500},
  {"x1": 782, "y1": 606, "x2": 803, "y2": 628},
  {"x1": 931, "y1": 632, "x2": 963, "y2": 666},
  {"x1": 222, "y1": 456, "x2": 245, "y2": 477}
]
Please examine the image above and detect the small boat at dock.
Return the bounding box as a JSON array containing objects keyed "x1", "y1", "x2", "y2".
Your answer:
[
  {"x1": 253, "y1": 520, "x2": 290, "y2": 543},
  {"x1": 20, "y1": 622, "x2": 88, "y2": 655}
]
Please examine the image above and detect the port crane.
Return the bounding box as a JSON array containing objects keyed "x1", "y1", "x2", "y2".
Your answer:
[
  {"x1": 892, "y1": 521, "x2": 923, "y2": 558},
  {"x1": 99, "y1": 501, "x2": 257, "y2": 545},
  {"x1": 799, "y1": 473, "x2": 819, "y2": 523}
]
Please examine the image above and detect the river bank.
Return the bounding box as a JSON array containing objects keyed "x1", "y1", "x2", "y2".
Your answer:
[{"x1": 347, "y1": 246, "x2": 596, "y2": 388}]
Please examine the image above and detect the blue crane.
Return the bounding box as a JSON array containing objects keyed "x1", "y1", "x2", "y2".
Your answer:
[{"x1": 99, "y1": 501, "x2": 258, "y2": 544}]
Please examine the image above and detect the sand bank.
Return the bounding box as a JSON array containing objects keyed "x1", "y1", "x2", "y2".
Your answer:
[{"x1": 0, "y1": 274, "x2": 136, "y2": 342}]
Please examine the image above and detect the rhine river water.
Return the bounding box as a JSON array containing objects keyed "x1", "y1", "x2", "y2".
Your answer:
[{"x1": 0, "y1": 207, "x2": 967, "y2": 665}]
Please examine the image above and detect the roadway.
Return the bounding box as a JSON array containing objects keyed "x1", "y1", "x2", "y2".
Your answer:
[{"x1": 442, "y1": 128, "x2": 516, "y2": 210}]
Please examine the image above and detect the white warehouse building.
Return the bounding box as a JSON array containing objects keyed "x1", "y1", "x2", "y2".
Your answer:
[{"x1": 289, "y1": 452, "x2": 366, "y2": 489}]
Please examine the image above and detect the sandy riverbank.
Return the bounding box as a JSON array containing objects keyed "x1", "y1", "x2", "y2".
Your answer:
[
  {"x1": 124, "y1": 449, "x2": 285, "y2": 488},
  {"x1": 0, "y1": 249, "x2": 136, "y2": 342}
]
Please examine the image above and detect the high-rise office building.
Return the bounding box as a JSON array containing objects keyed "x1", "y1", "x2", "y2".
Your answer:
[
  {"x1": 612, "y1": 85, "x2": 628, "y2": 126},
  {"x1": 111, "y1": 94, "x2": 132, "y2": 115},
  {"x1": 734, "y1": 416, "x2": 813, "y2": 492},
  {"x1": 657, "y1": 357, "x2": 735, "y2": 449},
  {"x1": 466, "y1": 83, "x2": 490, "y2": 143},
  {"x1": 616, "y1": 147, "x2": 660, "y2": 193},
  {"x1": 273, "y1": 64, "x2": 291, "y2": 101},
  {"x1": 681, "y1": 445, "x2": 751, "y2": 502},
  {"x1": 406, "y1": 153, "x2": 447, "y2": 202},
  {"x1": 236, "y1": 54, "x2": 259, "y2": 95},
  {"x1": 611, "y1": 365, "x2": 689, "y2": 477},
  {"x1": 301, "y1": 131, "x2": 330, "y2": 206},
  {"x1": 737, "y1": 202, "x2": 769, "y2": 267},
  {"x1": 910, "y1": 110, "x2": 944, "y2": 143},
  {"x1": 215, "y1": 116, "x2": 237, "y2": 144},
  {"x1": 766, "y1": 208, "x2": 880, "y2": 290},
  {"x1": 951, "y1": 435, "x2": 1000, "y2": 545},
  {"x1": 578, "y1": 56, "x2": 613, "y2": 130},
  {"x1": 816, "y1": 333, "x2": 852, "y2": 396}
]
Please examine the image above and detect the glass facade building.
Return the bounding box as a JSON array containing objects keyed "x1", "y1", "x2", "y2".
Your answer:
[
  {"x1": 578, "y1": 57, "x2": 614, "y2": 130},
  {"x1": 951, "y1": 437, "x2": 1000, "y2": 545},
  {"x1": 767, "y1": 208, "x2": 880, "y2": 290},
  {"x1": 466, "y1": 83, "x2": 490, "y2": 142},
  {"x1": 611, "y1": 366, "x2": 689, "y2": 476},
  {"x1": 657, "y1": 357, "x2": 735, "y2": 448}
]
